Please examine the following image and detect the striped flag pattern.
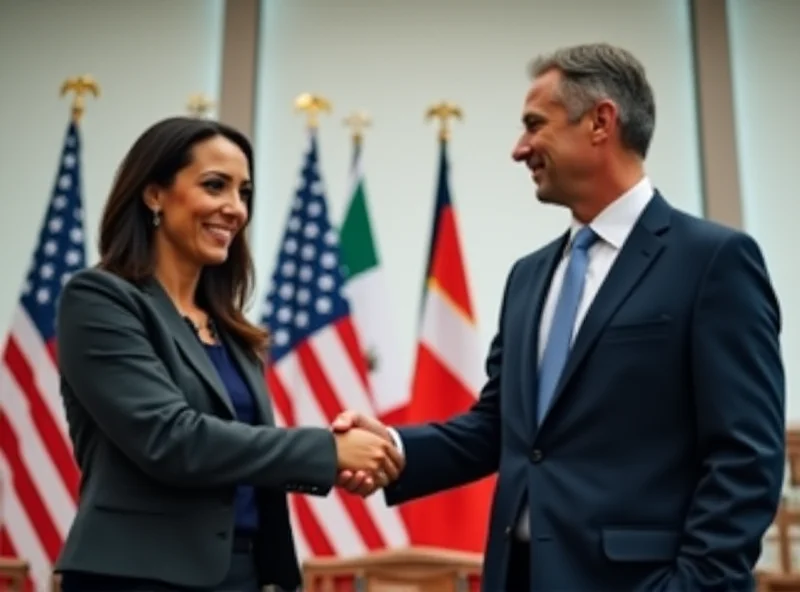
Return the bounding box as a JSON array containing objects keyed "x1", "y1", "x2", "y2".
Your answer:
[
  {"x1": 401, "y1": 138, "x2": 495, "y2": 552},
  {"x1": 261, "y1": 128, "x2": 408, "y2": 562},
  {"x1": 0, "y1": 120, "x2": 85, "y2": 590}
]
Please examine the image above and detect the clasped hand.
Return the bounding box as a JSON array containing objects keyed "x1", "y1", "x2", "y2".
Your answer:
[{"x1": 331, "y1": 411, "x2": 403, "y2": 497}]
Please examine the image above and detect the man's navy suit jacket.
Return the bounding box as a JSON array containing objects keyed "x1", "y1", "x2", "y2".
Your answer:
[{"x1": 385, "y1": 193, "x2": 785, "y2": 591}]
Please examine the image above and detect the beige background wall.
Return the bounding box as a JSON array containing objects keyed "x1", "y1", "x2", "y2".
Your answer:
[
  {"x1": 728, "y1": 0, "x2": 800, "y2": 419},
  {"x1": 251, "y1": 0, "x2": 705, "y2": 401},
  {"x1": 0, "y1": 0, "x2": 796, "y2": 415}
]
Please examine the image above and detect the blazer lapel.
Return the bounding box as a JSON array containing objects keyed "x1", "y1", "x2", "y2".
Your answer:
[
  {"x1": 539, "y1": 193, "x2": 672, "y2": 429},
  {"x1": 144, "y1": 279, "x2": 235, "y2": 418},
  {"x1": 221, "y1": 334, "x2": 276, "y2": 426},
  {"x1": 520, "y1": 233, "x2": 568, "y2": 435}
]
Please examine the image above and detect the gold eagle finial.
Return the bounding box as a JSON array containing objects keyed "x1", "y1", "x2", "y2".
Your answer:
[
  {"x1": 294, "y1": 93, "x2": 332, "y2": 129},
  {"x1": 425, "y1": 101, "x2": 463, "y2": 141},
  {"x1": 343, "y1": 111, "x2": 372, "y2": 145},
  {"x1": 187, "y1": 93, "x2": 215, "y2": 118},
  {"x1": 60, "y1": 75, "x2": 100, "y2": 122}
]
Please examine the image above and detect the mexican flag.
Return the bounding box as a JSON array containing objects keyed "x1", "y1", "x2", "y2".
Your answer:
[{"x1": 339, "y1": 141, "x2": 407, "y2": 420}]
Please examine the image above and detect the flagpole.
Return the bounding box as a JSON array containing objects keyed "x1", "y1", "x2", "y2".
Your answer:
[
  {"x1": 60, "y1": 75, "x2": 100, "y2": 122},
  {"x1": 3, "y1": 75, "x2": 95, "y2": 591},
  {"x1": 343, "y1": 110, "x2": 370, "y2": 178},
  {"x1": 419, "y1": 101, "x2": 463, "y2": 316},
  {"x1": 407, "y1": 100, "x2": 492, "y2": 552},
  {"x1": 261, "y1": 90, "x2": 413, "y2": 558},
  {"x1": 294, "y1": 93, "x2": 331, "y2": 129},
  {"x1": 340, "y1": 110, "x2": 373, "y2": 371}
]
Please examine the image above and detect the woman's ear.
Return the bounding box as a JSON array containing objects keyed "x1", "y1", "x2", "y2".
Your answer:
[{"x1": 142, "y1": 184, "x2": 162, "y2": 214}]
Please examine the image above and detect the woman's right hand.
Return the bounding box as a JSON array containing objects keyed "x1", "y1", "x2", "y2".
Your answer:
[{"x1": 333, "y1": 427, "x2": 404, "y2": 483}]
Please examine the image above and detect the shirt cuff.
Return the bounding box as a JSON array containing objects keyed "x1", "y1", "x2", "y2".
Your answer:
[{"x1": 386, "y1": 427, "x2": 405, "y2": 457}]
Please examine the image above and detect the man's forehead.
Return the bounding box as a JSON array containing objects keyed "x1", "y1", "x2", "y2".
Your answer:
[
  {"x1": 522, "y1": 71, "x2": 564, "y2": 119},
  {"x1": 526, "y1": 69, "x2": 562, "y2": 102}
]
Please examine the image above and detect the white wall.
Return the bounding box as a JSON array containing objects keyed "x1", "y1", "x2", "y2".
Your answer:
[
  {"x1": 728, "y1": 0, "x2": 800, "y2": 420},
  {"x1": 0, "y1": 0, "x2": 224, "y2": 334},
  {"x1": 0, "y1": 0, "x2": 711, "y2": 403},
  {"x1": 253, "y1": 0, "x2": 704, "y2": 395}
]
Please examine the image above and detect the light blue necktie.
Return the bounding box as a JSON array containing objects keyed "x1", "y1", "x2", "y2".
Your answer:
[{"x1": 537, "y1": 225, "x2": 598, "y2": 425}]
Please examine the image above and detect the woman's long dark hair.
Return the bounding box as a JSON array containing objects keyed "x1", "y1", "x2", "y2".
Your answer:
[{"x1": 97, "y1": 116, "x2": 268, "y2": 357}]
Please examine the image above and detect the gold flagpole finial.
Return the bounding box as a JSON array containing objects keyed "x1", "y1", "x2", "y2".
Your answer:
[
  {"x1": 425, "y1": 101, "x2": 462, "y2": 141},
  {"x1": 294, "y1": 93, "x2": 331, "y2": 129},
  {"x1": 60, "y1": 75, "x2": 100, "y2": 123},
  {"x1": 343, "y1": 111, "x2": 371, "y2": 145},
  {"x1": 187, "y1": 93, "x2": 215, "y2": 118}
]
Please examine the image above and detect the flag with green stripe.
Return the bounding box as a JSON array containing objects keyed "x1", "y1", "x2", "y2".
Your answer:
[{"x1": 340, "y1": 141, "x2": 407, "y2": 418}]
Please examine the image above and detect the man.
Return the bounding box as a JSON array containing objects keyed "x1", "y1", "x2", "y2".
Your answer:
[{"x1": 335, "y1": 43, "x2": 785, "y2": 591}]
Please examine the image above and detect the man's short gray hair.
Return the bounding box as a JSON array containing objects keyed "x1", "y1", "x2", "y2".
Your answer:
[{"x1": 529, "y1": 43, "x2": 655, "y2": 158}]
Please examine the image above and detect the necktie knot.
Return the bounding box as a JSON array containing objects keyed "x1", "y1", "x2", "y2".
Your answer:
[{"x1": 571, "y1": 226, "x2": 597, "y2": 253}]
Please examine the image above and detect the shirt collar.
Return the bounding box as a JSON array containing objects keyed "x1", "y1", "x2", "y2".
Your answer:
[{"x1": 568, "y1": 176, "x2": 654, "y2": 250}]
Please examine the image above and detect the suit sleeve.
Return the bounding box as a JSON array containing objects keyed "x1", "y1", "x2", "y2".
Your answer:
[
  {"x1": 57, "y1": 269, "x2": 338, "y2": 493},
  {"x1": 666, "y1": 232, "x2": 785, "y2": 589},
  {"x1": 383, "y1": 262, "x2": 517, "y2": 505}
]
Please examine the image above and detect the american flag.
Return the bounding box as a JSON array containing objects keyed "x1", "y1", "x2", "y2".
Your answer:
[
  {"x1": 261, "y1": 129, "x2": 408, "y2": 561},
  {"x1": 0, "y1": 121, "x2": 84, "y2": 590}
]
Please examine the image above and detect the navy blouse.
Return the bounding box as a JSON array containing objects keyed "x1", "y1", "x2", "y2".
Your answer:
[{"x1": 204, "y1": 342, "x2": 260, "y2": 533}]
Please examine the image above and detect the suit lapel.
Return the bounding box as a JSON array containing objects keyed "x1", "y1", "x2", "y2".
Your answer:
[
  {"x1": 221, "y1": 334, "x2": 275, "y2": 426},
  {"x1": 538, "y1": 193, "x2": 672, "y2": 430},
  {"x1": 520, "y1": 233, "x2": 568, "y2": 435},
  {"x1": 145, "y1": 279, "x2": 235, "y2": 418}
]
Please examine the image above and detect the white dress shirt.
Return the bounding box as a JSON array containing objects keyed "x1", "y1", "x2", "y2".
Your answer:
[
  {"x1": 388, "y1": 176, "x2": 655, "y2": 542},
  {"x1": 515, "y1": 175, "x2": 654, "y2": 540}
]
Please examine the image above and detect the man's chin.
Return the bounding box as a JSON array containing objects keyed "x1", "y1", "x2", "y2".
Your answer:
[{"x1": 535, "y1": 187, "x2": 554, "y2": 204}]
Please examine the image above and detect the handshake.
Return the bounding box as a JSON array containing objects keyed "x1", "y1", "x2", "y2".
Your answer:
[{"x1": 330, "y1": 411, "x2": 404, "y2": 497}]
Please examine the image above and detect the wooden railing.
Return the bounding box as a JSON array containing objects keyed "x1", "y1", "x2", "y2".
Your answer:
[
  {"x1": 0, "y1": 557, "x2": 28, "y2": 591},
  {"x1": 302, "y1": 546, "x2": 482, "y2": 592}
]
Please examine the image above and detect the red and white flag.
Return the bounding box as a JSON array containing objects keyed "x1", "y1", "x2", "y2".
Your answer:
[
  {"x1": 0, "y1": 120, "x2": 85, "y2": 590},
  {"x1": 400, "y1": 138, "x2": 495, "y2": 552}
]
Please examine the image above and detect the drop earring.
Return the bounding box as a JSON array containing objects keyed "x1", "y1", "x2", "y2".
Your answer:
[{"x1": 153, "y1": 210, "x2": 161, "y2": 227}]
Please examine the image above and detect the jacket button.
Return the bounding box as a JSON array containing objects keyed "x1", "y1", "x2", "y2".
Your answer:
[
  {"x1": 504, "y1": 526, "x2": 512, "y2": 538},
  {"x1": 530, "y1": 449, "x2": 543, "y2": 463}
]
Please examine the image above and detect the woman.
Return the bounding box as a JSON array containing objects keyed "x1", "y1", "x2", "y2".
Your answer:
[{"x1": 54, "y1": 116, "x2": 402, "y2": 591}]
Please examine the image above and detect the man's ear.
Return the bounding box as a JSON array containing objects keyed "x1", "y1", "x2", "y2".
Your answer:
[
  {"x1": 142, "y1": 184, "x2": 162, "y2": 214},
  {"x1": 589, "y1": 99, "x2": 617, "y2": 146}
]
